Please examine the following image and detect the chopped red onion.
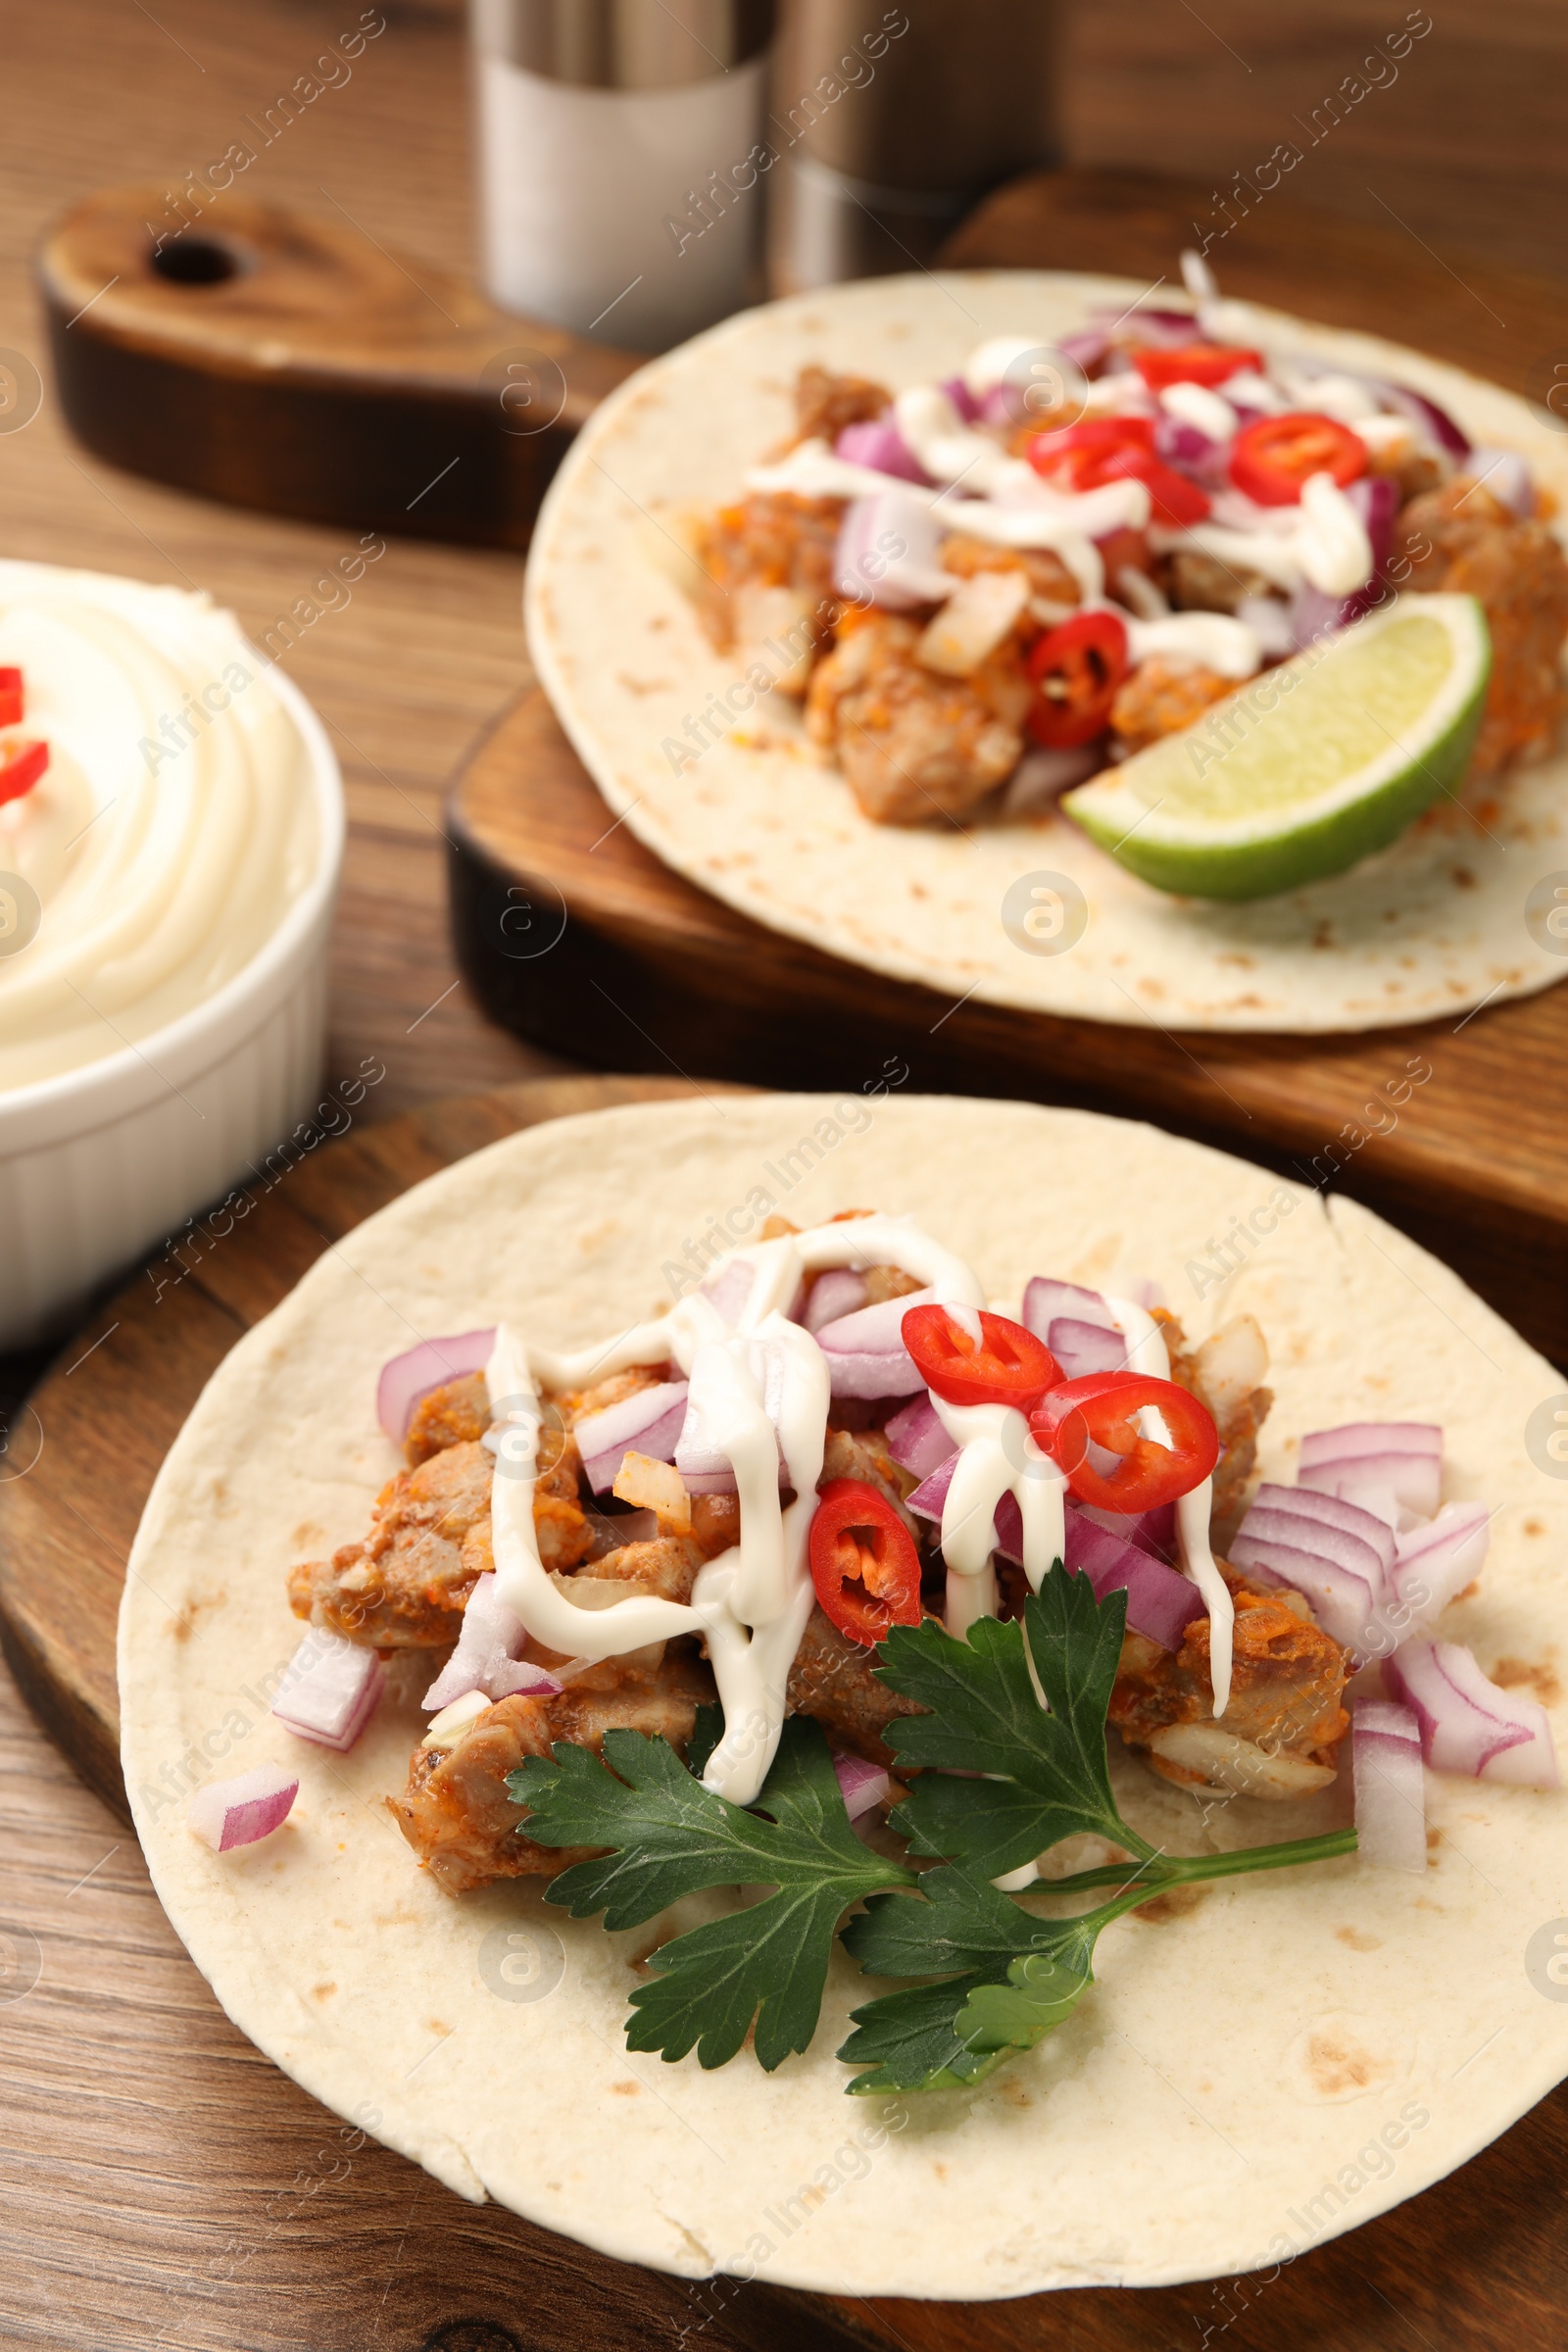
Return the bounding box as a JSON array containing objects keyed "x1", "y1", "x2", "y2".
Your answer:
[
  {"x1": 1233, "y1": 1499, "x2": 1390, "y2": 1598},
  {"x1": 272, "y1": 1631, "x2": 385, "y2": 1751},
  {"x1": 1385, "y1": 1641, "x2": 1558, "y2": 1786},
  {"x1": 1393, "y1": 1502, "x2": 1490, "y2": 1623},
  {"x1": 938, "y1": 374, "x2": 983, "y2": 423},
  {"x1": 674, "y1": 1352, "x2": 791, "y2": 1488},
  {"x1": 884, "y1": 1394, "x2": 956, "y2": 1482},
  {"x1": 813, "y1": 1287, "x2": 936, "y2": 1398},
  {"x1": 573, "y1": 1380, "x2": 689, "y2": 1494},
  {"x1": 1299, "y1": 1448, "x2": 1441, "y2": 1527},
  {"x1": 904, "y1": 1462, "x2": 1200, "y2": 1650},
  {"x1": 834, "y1": 489, "x2": 954, "y2": 610},
  {"x1": 1250, "y1": 1482, "x2": 1395, "y2": 1578},
  {"x1": 1096, "y1": 305, "x2": 1199, "y2": 347},
  {"x1": 1152, "y1": 413, "x2": 1229, "y2": 483},
  {"x1": 804, "y1": 1268, "x2": 869, "y2": 1334},
  {"x1": 701, "y1": 1259, "x2": 755, "y2": 1330},
  {"x1": 1352, "y1": 1700, "x2": 1426, "y2": 1873},
  {"x1": 833, "y1": 1750, "x2": 891, "y2": 1820},
  {"x1": 1049, "y1": 1317, "x2": 1129, "y2": 1379},
  {"x1": 377, "y1": 1327, "x2": 496, "y2": 1446},
  {"x1": 1077, "y1": 1497, "x2": 1177, "y2": 1562},
  {"x1": 1057, "y1": 326, "x2": 1112, "y2": 373},
  {"x1": 1300, "y1": 1423, "x2": 1442, "y2": 1469},
  {"x1": 999, "y1": 743, "x2": 1104, "y2": 815},
  {"x1": 1464, "y1": 447, "x2": 1534, "y2": 516},
  {"x1": 1374, "y1": 379, "x2": 1471, "y2": 459},
  {"x1": 1062, "y1": 1505, "x2": 1206, "y2": 1650},
  {"x1": 834, "y1": 417, "x2": 930, "y2": 481},
  {"x1": 187, "y1": 1763, "x2": 299, "y2": 1853},
  {"x1": 422, "y1": 1572, "x2": 563, "y2": 1711},
  {"x1": 1226, "y1": 1525, "x2": 1377, "y2": 1651},
  {"x1": 1020, "y1": 1277, "x2": 1115, "y2": 1342},
  {"x1": 1235, "y1": 594, "x2": 1297, "y2": 660}
]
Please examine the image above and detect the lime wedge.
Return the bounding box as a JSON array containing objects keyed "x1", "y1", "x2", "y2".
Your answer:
[{"x1": 1063, "y1": 595, "x2": 1492, "y2": 901}]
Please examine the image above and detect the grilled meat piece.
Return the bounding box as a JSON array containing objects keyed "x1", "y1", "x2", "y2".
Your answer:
[
  {"x1": 691, "y1": 1494, "x2": 741, "y2": 1558},
  {"x1": 939, "y1": 532, "x2": 1082, "y2": 613},
  {"x1": 786, "y1": 1602, "x2": 925, "y2": 1764},
  {"x1": 807, "y1": 611, "x2": 1024, "y2": 823},
  {"x1": 692, "y1": 493, "x2": 844, "y2": 689},
  {"x1": 821, "y1": 1425, "x2": 918, "y2": 1527},
  {"x1": 1110, "y1": 1571, "x2": 1349, "y2": 1797},
  {"x1": 574, "y1": 1536, "x2": 707, "y2": 1605},
  {"x1": 1159, "y1": 1308, "x2": 1272, "y2": 1530},
  {"x1": 1392, "y1": 478, "x2": 1568, "y2": 773},
  {"x1": 289, "y1": 1434, "x2": 591, "y2": 1646},
  {"x1": 795, "y1": 364, "x2": 892, "y2": 446},
  {"x1": 391, "y1": 1650, "x2": 716, "y2": 1894},
  {"x1": 405, "y1": 1372, "x2": 490, "y2": 1466},
  {"x1": 1164, "y1": 547, "x2": 1273, "y2": 616},
  {"x1": 1111, "y1": 656, "x2": 1238, "y2": 752}
]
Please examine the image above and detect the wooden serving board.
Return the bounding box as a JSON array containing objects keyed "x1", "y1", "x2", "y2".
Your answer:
[
  {"x1": 445, "y1": 168, "x2": 1568, "y2": 1374},
  {"x1": 449, "y1": 691, "x2": 1568, "y2": 1373},
  {"x1": 0, "y1": 1072, "x2": 1563, "y2": 2352},
  {"x1": 38, "y1": 183, "x2": 641, "y2": 545}
]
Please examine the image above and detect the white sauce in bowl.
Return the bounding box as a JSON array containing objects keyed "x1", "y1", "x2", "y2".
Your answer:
[{"x1": 0, "y1": 563, "x2": 318, "y2": 1095}]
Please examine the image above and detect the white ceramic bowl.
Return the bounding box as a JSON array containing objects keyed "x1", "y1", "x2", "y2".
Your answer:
[{"x1": 0, "y1": 663, "x2": 344, "y2": 1351}]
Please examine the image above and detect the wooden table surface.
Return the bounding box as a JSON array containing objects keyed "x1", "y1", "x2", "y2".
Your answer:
[{"x1": 3, "y1": 4, "x2": 1567, "y2": 2348}]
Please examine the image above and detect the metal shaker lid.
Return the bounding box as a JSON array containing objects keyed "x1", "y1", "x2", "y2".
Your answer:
[{"x1": 471, "y1": 0, "x2": 776, "y2": 88}]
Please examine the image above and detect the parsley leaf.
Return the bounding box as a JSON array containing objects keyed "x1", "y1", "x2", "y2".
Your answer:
[
  {"x1": 839, "y1": 1861, "x2": 1100, "y2": 2090},
  {"x1": 839, "y1": 1563, "x2": 1357, "y2": 2091},
  {"x1": 875, "y1": 1561, "x2": 1148, "y2": 1880},
  {"x1": 509, "y1": 1717, "x2": 914, "y2": 2071}
]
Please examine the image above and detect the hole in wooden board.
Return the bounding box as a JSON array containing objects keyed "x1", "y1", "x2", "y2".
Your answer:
[{"x1": 150, "y1": 236, "x2": 242, "y2": 286}]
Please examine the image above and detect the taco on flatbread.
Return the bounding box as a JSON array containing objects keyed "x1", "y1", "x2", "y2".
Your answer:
[
  {"x1": 527, "y1": 270, "x2": 1568, "y2": 1031},
  {"x1": 121, "y1": 1097, "x2": 1568, "y2": 2296}
]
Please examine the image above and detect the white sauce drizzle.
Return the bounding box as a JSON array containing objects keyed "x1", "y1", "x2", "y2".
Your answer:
[
  {"x1": 1103, "y1": 1295, "x2": 1233, "y2": 1717},
  {"x1": 483, "y1": 1224, "x2": 1228, "y2": 1806},
  {"x1": 742, "y1": 440, "x2": 1150, "y2": 602},
  {"x1": 1122, "y1": 611, "x2": 1262, "y2": 680}
]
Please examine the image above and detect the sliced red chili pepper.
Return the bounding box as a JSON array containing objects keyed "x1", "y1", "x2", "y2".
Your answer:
[
  {"x1": 1027, "y1": 416, "x2": 1210, "y2": 527},
  {"x1": 0, "y1": 668, "x2": 23, "y2": 729},
  {"x1": 809, "y1": 1478, "x2": 923, "y2": 1646},
  {"x1": 1028, "y1": 1371, "x2": 1219, "y2": 1512},
  {"x1": 1027, "y1": 415, "x2": 1155, "y2": 491},
  {"x1": 1131, "y1": 343, "x2": 1261, "y2": 391},
  {"x1": 901, "y1": 1304, "x2": 1060, "y2": 1411},
  {"x1": 0, "y1": 738, "x2": 47, "y2": 808},
  {"x1": 1229, "y1": 412, "x2": 1367, "y2": 507},
  {"x1": 1025, "y1": 610, "x2": 1128, "y2": 750}
]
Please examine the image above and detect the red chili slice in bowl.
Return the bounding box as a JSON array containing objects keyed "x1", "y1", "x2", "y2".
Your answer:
[
  {"x1": 1029, "y1": 1371, "x2": 1219, "y2": 1511},
  {"x1": 901, "y1": 1304, "x2": 1059, "y2": 1410},
  {"x1": 1229, "y1": 412, "x2": 1368, "y2": 506},
  {"x1": 809, "y1": 1478, "x2": 923, "y2": 1646},
  {"x1": 0, "y1": 739, "x2": 48, "y2": 807},
  {"x1": 1025, "y1": 610, "x2": 1128, "y2": 750}
]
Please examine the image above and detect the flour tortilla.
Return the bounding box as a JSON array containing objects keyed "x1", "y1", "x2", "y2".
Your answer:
[
  {"x1": 120, "y1": 1095, "x2": 1568, "y2": 2296},
  {"x1": 526, "y1": 271, "x2": 1568, "y2": 1035}
]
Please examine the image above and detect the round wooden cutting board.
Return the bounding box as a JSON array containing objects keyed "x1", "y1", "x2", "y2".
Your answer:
[{"x1": 0, "y1": 1073, "x2": 1563, "y2": 2352}]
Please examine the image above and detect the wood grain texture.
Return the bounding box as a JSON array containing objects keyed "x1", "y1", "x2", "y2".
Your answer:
[
  {"x1": 0, "y1": 0, "x2": 567, "y2": 1136},
  {"x1": 2, "y1": 1072, "x2": 1565, "y2": 2352},
  {"x1": 1061, "y1": 0, "x2": 1568, "y2": 291},
  {"x1": 39, "y1": 183, "x2": 640, "y2": 546}
]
